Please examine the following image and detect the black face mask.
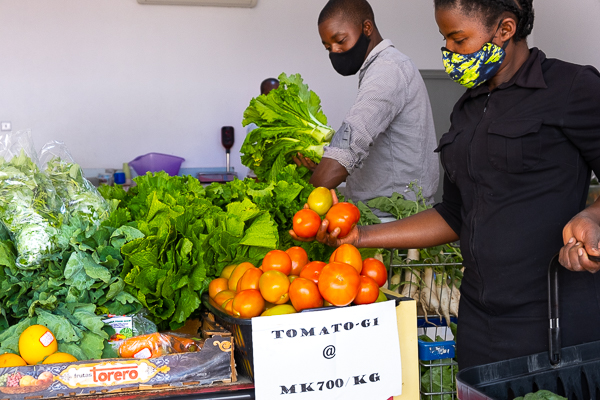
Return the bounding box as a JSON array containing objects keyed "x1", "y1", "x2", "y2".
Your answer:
[{"x1": 329, "y1": 33, "x2": 371, "y2": 76}]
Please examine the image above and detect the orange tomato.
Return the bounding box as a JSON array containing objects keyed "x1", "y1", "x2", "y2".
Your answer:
[
  {"x1": 299, "y1": 260, "x2": 327, "y2": 284},
  {"x1": 353, "y1": 276, "x2": 380, "y2": 305},
  {"x1": 259, "y1": 270, "x2": 290, "y2": 304},
  {"x1": 237, "y1": 268, "x2": 263, "y2": 291},
  {"x1": 329, "y1": 244, "x2": 363, "y2": 274},
  {"x1": 220, "y1": 264, "x2": 237, "y2": 279},
  {"x1": 361, "y1": 258, "x2": 387, "y2": 287},
  {"x1": 288, "y1": 275, "x2": 299, "y2": 283},
  {"x1": 262, "y1": 250, "x2": 292, "y2": 276},
  {"x1": 228, "y1": 262, "x2": 255, "y2": 291},
  {"x1": 209, "y1": 277, "x2": 229, "y2": 299},
  {"x1": 286, "y1": 246, "x2": 309, "y2": 275},
  {"x1": 232, "y1": 290, "x2": 265, "y2": 318},
  {"x1": 325, "y1": 202, "x2": 360, "y2": 238},
  {"x1": 289, "y1": 277, "x2": 323, "y2": 311},
  {"x1": 318, "y1": 262, "x2": 361, "y2": 306},
  {"x1": 292, "y1": 209, "x2": 321, "y2": 238},
  {"x1": 213, "y1": 290, "x2": 235, "y2": 307},
  {"x1": 222, "y1": 298, "x2": 234, "y2": 315}
]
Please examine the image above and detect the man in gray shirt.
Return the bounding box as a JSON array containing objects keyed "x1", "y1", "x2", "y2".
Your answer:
[{"x1": 297, "y1": 0, "x2": 439, "y2": 214}]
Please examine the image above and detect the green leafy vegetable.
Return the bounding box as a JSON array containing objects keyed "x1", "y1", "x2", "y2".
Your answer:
[
  {"x1": 515, "y1": 390, "x2": 568, "y2": 400},
  {"x1": 0, "y1": 149, "x2": 144, "y2": 360},
  {"x1": 241, "y1": 72, "x2": 334, "y2": 182},
  {"x1": 99, "y1": 165, "x2": 334, "y2": 330},
  {"x1": 0, "y1": 150, "x2": 64, "y2": 269}
]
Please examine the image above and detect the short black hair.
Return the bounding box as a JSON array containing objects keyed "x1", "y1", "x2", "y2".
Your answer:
[
  {"x1": 434, "y1": 0, "x2": 534, "y2": 41},
  {"x1": 318, "y1": 0, "x2": 376, "y2": 29},
  {"x1": 260, "y1": 78, "x2": 279, "y2": 95}
]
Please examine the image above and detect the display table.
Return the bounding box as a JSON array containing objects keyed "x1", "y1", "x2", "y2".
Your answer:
[{"x1": 82, "y1": 377, "x2": 254, "y2": 400}]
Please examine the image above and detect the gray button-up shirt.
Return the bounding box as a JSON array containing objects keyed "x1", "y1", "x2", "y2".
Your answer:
[{"x1": 324, "y1": 39, "x2": 439, "y2": 212}]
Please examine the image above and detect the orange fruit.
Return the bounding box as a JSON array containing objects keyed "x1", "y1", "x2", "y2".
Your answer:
[
  {"x1": 220, "y1": 264, "x2": 237, "y2": 279},
  {"x1": 262, "y1": 250, "x2": 292, "y2": 275},
  {"x1": 0, "y1": 353, "x2": 27, "y2": 368},
  {"x1": 43, "y1": 352, "x2": 78, "y2": 364},
  {"x1": 237, "y1": 268, "x2": 263, "y2": 292},
  {"x1": 213, "y1": 290, "x2": 235, "y2": 307},
  {"x1": 259, "y1": 270, "x2": 290, "y2": 304},
  {"x1": 208, "y1": 277, "x2": 229, "y2": 299},
  {"x1": 19, "y1": 325, "x2": 58, "y2": 365},
  {"x1": 329, "y1": 244, "x2": 363, "y2": 274},
  {"x1": 286, "y1": 246, "x2": 309, "y2": 275},
  {"x1": 228, "y1": 262, "x2": 255, "y2": 291},
  {"x1": 232, "y1": 290, "x2": 265, "y2": 318}
]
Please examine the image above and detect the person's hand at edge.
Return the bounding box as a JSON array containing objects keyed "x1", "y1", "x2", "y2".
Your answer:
[{"x1": 560, "y1": 210, "x2": 600, "y2": 273}]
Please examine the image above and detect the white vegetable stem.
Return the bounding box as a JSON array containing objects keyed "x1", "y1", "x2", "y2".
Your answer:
[
  {"x1": 438, "y1": 272, "x2": 452, "y2": 326},
  {"x1": 420, "y1": 267, "x2": 441, "y2": 319}
]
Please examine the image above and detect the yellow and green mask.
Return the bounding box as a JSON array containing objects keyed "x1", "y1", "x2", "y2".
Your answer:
[{"x1": 442, "y1": 39, "x2": 509, "y2": 89}]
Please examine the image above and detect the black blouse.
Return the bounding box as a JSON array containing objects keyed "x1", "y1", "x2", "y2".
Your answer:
[{"x1": 434, "y1": 48, "x2": 600, "y2": 319}]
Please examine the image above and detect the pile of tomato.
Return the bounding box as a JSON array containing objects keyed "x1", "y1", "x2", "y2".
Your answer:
[
  {"x1": 292, "y1": 187, "x2": 361, "y2": 239},
  {"x1": 208, "y1": 245, "x2": 388, "y2": 319}
]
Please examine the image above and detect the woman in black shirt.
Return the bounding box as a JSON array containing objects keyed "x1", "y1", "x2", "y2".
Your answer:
[{"x1": 307, "y1": 0, "x2": 600, "y2": 368}]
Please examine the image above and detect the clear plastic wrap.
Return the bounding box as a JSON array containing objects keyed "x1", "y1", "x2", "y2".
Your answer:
[
  {"x1": 0, "y1": 131, "x2": 65, "y2": 269},
  {"x1": 117, "y1": 332, "x2": 204, "y2": 359},
  {"x1": 39, "y1": 141, "x2": 111, "y2": 229}
]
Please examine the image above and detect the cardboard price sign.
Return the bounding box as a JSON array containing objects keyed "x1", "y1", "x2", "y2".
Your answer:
[{"x1": 252, "y1": 301, "x2": 402, "y2": 400}]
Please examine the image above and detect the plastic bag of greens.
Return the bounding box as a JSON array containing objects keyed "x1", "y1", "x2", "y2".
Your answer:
[
  {"x1": 39, "y1": 141, "x2": 111, "y2": 229},
  {"x1": 0, "y1": 130, "x2": 65, "y2": 269}
]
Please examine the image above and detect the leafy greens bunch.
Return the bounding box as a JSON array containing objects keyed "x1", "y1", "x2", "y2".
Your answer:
[
  {"x1": 45, "y1": 156, "x2": 111, "y2": 231},
  {"x1": 99, "y1": 165, "x2": 334, "y2": 330},
  {"x1": 0, "y1": 150, "x2": 64, "y2": 269},
  {"x1": 241, "y1": 73, "x2": 335, "y2": 182},
  {"x1": 0, "y1": 176, "x2": 144, "y2": 361}
]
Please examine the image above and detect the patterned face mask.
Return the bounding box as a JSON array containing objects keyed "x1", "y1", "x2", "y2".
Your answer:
[{"x1": 441, "y1": 24, "x2": 509, "y2": 89}]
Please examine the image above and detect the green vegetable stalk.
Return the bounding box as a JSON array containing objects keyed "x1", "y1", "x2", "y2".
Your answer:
[{"x1": 241, "y1": 72, "x2": 335, "y2": 182}]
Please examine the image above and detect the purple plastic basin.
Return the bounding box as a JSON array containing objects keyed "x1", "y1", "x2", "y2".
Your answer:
[{"x1": 128, "y1": 152, "x2": 185, "y2": 176}]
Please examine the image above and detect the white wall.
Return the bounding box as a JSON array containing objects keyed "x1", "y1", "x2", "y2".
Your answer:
[
  {"x1": 533, "y1": 0, "x2": 600, "y2": 69},
  {"x1": 0, "y1": 0, "x2": 444, "y2": 176}
]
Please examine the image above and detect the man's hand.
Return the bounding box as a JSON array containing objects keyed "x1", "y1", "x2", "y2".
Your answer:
[
  {"x1": 560, "y1": 211, "x2": 600, "y2": 273},
  {"x1": 292, "y1": 153, "x2": 318, "y2": 172}
]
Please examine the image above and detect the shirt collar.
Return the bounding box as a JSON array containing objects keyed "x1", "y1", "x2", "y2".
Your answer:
[
  {"x1": 469, "y1": 47, "x2": 548, "y2": 97},
  {"x1": 360, "y1": 39, "x2": 394, "y2": 72}
]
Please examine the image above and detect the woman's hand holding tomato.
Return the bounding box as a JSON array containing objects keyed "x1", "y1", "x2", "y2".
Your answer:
[{"x1": 289, "y1": 188, "x2": 361, "y2": 248}]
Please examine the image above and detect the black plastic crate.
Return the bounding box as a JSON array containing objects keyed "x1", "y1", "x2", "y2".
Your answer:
[
  {"x1": 457, "y1": 255, "x2": 600, "y2": 400},
  {"x1": 457, "y1": 340, "x2": 600, "y2": 400}
]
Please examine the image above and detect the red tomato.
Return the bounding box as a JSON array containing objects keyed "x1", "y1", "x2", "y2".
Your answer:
[
  {"x1": 325, "y1": 202, "x2": 360, "y2": 238},
  {"x1": 286, "y1": 246, "x2": 309, "y2": 275},
  {"x1": 232, "y1": 290, "x2": 265, "y2": 318},
  {"x1": 318, "y1": 262, "x2": 361, "y2": 306},
  {"x1": 329, "y1": 244, "x2": 363, "y2": 274},
  {"x1": 289, "y1": 277, "x2": 323, "y2": 311},
  {"x1": 293, "y1": 209, "x2": 322, "y2": 238},
  {"x1": 299, "y1": 261, "x2": 327, "y2": 284},
  {"x1": 361, "y1": 258, "x2": 387, "y2": 287},
  {"x1": 259, "y1": 270, "x2": 290, "y2": 304},
  {"x1": 262, "y1": 250, "x2": 292, "y2": 276},
  {"x1": 353, "y1": 276, "x2": 380, "y2": 305}
]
